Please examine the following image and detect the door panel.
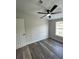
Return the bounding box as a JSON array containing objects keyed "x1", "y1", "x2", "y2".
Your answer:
[{"x1": 16, "y1": 18, "x2": 26, "y2": 49}]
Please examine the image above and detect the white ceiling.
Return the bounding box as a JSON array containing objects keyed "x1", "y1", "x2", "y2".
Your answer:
[{"x1": 16, "y1": 0, "x2": 63, "y2": 20}]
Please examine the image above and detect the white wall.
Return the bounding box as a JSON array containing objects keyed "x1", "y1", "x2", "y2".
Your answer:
[
  {"x1": 16, "y1": 11, "x2": 48, "y2": 49},
  {"x1": 49, "y1": 18, "x2": 63, "y2": 42}
]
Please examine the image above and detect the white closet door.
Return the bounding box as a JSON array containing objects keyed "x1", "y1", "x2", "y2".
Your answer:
[{"x1": 16, "y1": 18, "x2": 26, "y2": 49}]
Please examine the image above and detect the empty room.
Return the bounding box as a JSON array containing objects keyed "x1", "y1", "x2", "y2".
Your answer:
[{"x1": 16, "y1": 0, "x2": 63, "y2": 59}]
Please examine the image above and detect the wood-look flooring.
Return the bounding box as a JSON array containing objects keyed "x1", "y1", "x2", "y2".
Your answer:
[{"x1": 16, "y1": 39, "x2": 63, "y2": 59}]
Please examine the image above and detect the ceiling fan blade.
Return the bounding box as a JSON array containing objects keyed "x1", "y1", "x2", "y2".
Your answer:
[
  {"x1": 51, "y1": 11, "x2": 61, "y2": 14},
  {"x1": 40, "y1": 14, "x2": 47, "y2": 18},
  {"x1": 50, "y1": 5, "x2": 58, "y2": 12},
  {"x1": 37, "y1": 12, "x2": 48, "y2": 14}
]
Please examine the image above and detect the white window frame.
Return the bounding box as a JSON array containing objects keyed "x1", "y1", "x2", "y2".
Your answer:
[{"x1": 55, "y1": 21, "x2": 63, "y2": 37}]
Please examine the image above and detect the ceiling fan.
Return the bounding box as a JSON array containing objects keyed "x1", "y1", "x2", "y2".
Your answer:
[{"x1": 37, "y1": 5, "x2": 61, "y2": 18}]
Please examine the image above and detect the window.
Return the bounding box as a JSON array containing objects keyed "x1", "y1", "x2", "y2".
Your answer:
[{"x1": 56, "y1": 21, "x2": 63, "y2": 37}]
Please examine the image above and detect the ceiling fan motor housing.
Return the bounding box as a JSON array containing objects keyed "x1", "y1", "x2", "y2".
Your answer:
[{"x1": 47, "y1": 10, "x2": 50, "y2": 13}]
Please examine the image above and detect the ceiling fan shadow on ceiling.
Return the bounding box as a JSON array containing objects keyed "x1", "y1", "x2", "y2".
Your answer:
[{"x1": 37, "y1": 5, "x2": 62, "y2": 19}]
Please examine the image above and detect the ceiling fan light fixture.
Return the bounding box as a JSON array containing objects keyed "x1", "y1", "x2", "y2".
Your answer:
[
  {"x1": 49, "y1": 16, "x2": 51, "y2": 18},
  {"x1": 47, "y1": 14, "x2": 50, "y2": 16}
]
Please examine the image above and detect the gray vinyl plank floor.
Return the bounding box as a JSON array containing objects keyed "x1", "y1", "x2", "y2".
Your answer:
[{"x1": 16, "y1": 39, "x2": 63, "y2": 59}]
